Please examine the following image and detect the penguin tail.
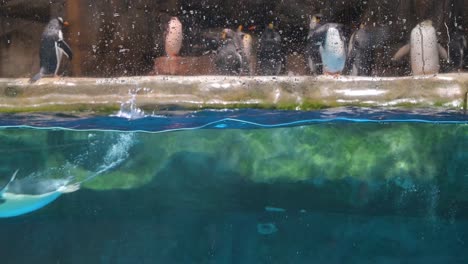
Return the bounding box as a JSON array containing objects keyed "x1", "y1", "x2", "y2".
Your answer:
[{"x1": 29, "y1": 71, "x2": 43, "y2": 83}]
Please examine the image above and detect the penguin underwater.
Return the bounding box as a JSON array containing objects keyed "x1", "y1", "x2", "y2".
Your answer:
[
  {"x1": 308, "y1": 23, "x2": 348, "y2": 75},
  {"x1": 392, "y1": 20, "x2": 448, "y2": 75},
  {"x1": 30, "y1": 17, "x2": 73, "y2": 83},
  {"x1": 0, "y1": 170, "x2": 79, "y2": 218},
  {"x1": 257, "y1": 23, "x2": 283, "y2": 75}
]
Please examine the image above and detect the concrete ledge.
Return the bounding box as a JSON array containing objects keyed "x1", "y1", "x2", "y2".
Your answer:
[{"x1": 0, "y1": 74, "x2": 467, "y2": 114}]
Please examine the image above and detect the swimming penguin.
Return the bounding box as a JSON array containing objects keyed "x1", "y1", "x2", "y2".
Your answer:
[
  {"x1": 257, "y1": 23, "x2": 283, "y2": 75},
  {"x1": 0, "y1": 170, "x2": 79, "y2": 218},
  {"x1": 392, "y1": 20, "x2": 448, "y2": 75},
  {"x1": 30, "y1": 17, "x2": 73, "y2": 83},
  {"x1": 215, "y1": 29, "x2": 243, "y2": 75},
  {"x1": 306, "y1": 14, "x2": 323, "y2": 75},
  {"x1": 447, "y1": 29, "x2": 467, "y2": 71},
  {"x1": 164, "y1": 16, "x2": 183, "y2": 57},
  {"x1": 309, "y1": 23, "x2": 348, "y2": 75}
]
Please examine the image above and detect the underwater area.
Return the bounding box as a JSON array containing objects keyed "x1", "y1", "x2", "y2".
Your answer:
[{"x1": 0, "y1": 108, "x2": 467, "y2": 263}]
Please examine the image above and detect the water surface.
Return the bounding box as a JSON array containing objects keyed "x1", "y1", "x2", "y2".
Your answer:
[{"x1": 0, "y1": 108, "x2": 467, "y2": 263}]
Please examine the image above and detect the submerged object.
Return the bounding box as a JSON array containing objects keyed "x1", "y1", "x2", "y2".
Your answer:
[
  {"x1": 215, "y1": 29, "x2": 243, "y2": 75},
  {"x1": 0, "y1": 170, "x2": 79, "y2": 218},
  {"x1": 257, "y1": 222, "x2": 278, "y2": 235},
  {"x1": 164, "y1": 16, "x2": 183, "y2": 57},
  {"x1": 392, "y1": 20, "x2": 448, "y2": 75},
  {"x1": 257, "y1": 23, "x2": 283, "y2": 75},
  {"x1": 306, "y1": 14, "x2": 323, "y2": 75},
  {"x1": 30, "y1": 17, "x2": 73, "y2": 83},
  {"x1": 309, "y1": 23, "x2": 347, "y2": 75}
]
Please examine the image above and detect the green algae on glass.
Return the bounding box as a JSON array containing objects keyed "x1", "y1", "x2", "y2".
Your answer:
[{"x1": 0, "y1": 123, "x2": 467, "y2": 193}]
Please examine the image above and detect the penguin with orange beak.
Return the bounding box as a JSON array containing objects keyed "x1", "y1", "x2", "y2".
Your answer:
[
  {"x1": 215, "y1": 29, "x2": 243, "y2": 75},
  {"x1": 257, "y1": 23, "x2": 283, "y2": 75},
  {"x1": 30, "y1": 17, "x2": 73, "y2": 83}
]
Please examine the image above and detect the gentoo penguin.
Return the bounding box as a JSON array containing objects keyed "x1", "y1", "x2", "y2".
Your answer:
[
  {"x1": 392, "y1": 20, "x2": 448, "y2": 75},
  {"x1": 0, "y1": 170, "x2": 79, "y2": 218},
  {"x1": 164, "y1": 16, "x2": 183, "y2": 57},
  {"x1": 215, "y1": 29, "x2": 243, "y2": 75},
  {"x1": 30, "y1": 17, "x2": 73, "y2": 83},
  {"x1": 306, "y1": 14, "x2": 323, "y2": 75},
  {"x1": 241, "y1": 33, "x2": 254, "y2": 75},
  {"x1": 347, "y1": 25, "x2": 390, "y2": 76},
  {"x1": 309, "y1": 23, "x2": 348, "y2": 75},
  {"x1": 235, "y1": 25, "x2": 253, "y2": 75},
  {"x1": 447, "y1": 30, "x2": 467, "y2": 71},
  {"x1": 257, "y1": 23, "x2": 283, "y2": 75}
]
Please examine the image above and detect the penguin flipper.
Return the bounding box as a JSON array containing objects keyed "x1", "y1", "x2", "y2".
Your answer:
[
  {"x1": 347, "y1": 31, "x2": 357, "y2": 58},
  {"x1": 393, "y1": 44, "x2": 410, "y2": 61},
  {"x1": 437, "y1": 44, "x2": 448, "y2": 60},
  {"x1": 57, "y1": 40, "x2": 73, "y2": 60},
  {"x1": 0, "y1": 170, "x2": 19, "y2": 193}
]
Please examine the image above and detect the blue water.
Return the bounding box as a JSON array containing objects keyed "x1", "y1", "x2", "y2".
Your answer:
[{"x1": 0, "y1": 108, "x2": 467, "y2": 263}]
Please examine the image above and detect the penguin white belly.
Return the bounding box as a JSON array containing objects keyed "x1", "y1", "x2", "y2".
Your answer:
[
  {"x1": 54, "y1": 42, "x2": 63, "y2": 75},
  {"x1": 0, "y1": 191, "x2": 62, "y2": 218},
  {"x1": 165, "y1": 17, "x2": 183, "y2": 57},
  {"x1": 410, "y1": 25, "x2": 440, "y2": 75},
  {"x1": 321, "y1": 28, "x2": 346, "y2": 73}
]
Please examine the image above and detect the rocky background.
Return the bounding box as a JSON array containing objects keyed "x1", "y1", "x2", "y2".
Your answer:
[{"x1": 1, "y1": 0, "x2": 468, "y2": 77}]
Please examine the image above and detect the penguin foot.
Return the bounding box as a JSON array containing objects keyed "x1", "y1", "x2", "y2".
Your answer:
[{"x1": 324, "y1": 72, "x2": 341, "y2": 78}]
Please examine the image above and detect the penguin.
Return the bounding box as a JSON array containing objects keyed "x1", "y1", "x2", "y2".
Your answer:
[
  {"x1": 164, "y1": 16, "x2": 183, "y2": 57},
  {"x1": 30, "y1": 17, "x2": 73, "y2": 83},
  {"x1": 0, "y1": 170, "x2": 80, "y2": 218},
  {"x1": 392, "y1": 20, "x2": 448, "y2": 75},
  {"x1": 215, "y1": 29, "x2": 243, "y2": 75},
  {"x1": 306, "y1": 14, "x2": 323, "y2": 75},
  {"x1": 447, "y1": 29, "x2": 467, "y2": 71},
  {"x1": 257, "y1": 23, "x2": 283, "y2": 75},
  {"x1": 241, "y1": 33, "x2": 254, "y2": 75},
  {"x1": 347, "y1": 25, "x2": 391, "y2": 76},
  {"x1": 309, "y1": 23, "x2": 348, "y2": 75},
  {"x1": 235, "y1": 25, "x2": 253, "y2": 75}
]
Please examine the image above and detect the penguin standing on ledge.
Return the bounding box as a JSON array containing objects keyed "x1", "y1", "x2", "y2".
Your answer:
[
  {"x1": 309, "y1": 23, "x2": 347, "y2": 75},
  {"x1": 392, "y1": 20, "x2": 447, "y2": 75},
  {"x1": 215, "y1": 29, "x2": 243, "y2": 75},
  {"x1": 164, "y1": 16, "x2": 183, "y2": 57},
  {"x1": 447, "y1": 30, "x2": 467, "y2": 71},
  {"x1": 30, "y1": 17, "x2": 73, "y2": 83},
  {"x1": 257, "y1": 23, "x2": 283, "y2": 75},
  {"x1": 306, "y1": 14, "x2": 323, "y2": 75}
]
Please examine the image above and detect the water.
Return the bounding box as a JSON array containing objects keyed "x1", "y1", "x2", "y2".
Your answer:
[{"x1": 0, "y1": 108, "x2": 467, "y2": 263}]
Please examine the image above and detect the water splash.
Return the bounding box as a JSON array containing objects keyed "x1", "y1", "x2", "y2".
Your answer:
[
  {"x1": 79, "y1": 133, "x2": 136, "y2": 184},
  {"x1": 114, "y1": 88, "x2": 146, "y2": 119}
]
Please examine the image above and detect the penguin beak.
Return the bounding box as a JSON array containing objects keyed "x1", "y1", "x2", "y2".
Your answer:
[
  {"x1": 248, "y1": 25, "x2": 256, "y2": 31},
  {"x1": 63, "y1": 21, "x2": 70, "y2": 27}
]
